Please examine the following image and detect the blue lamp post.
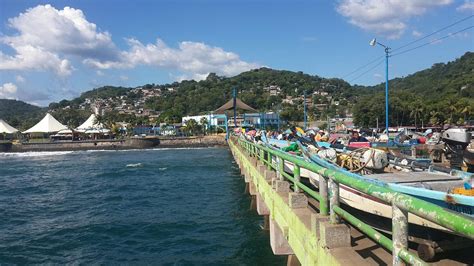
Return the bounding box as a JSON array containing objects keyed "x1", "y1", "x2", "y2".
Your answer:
[
  {"x1": 303, "y1": 90, "x2": 307, "y2": 130},
  {"x1": 370, "y1": 38, "x2": 390, "y2": 140},
  {"x1": 232, "y1": 87, "x2": 237, "y2": 128}
]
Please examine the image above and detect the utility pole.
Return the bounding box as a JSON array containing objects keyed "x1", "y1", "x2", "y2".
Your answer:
[
  {"x1": 232, "y1": 87, "x2": 237, "y2": 128},
  {"x1": 370, "y1": 38, "x2": 391, "y2": 141},
  {"x1": 304, "y1": 90, "x2": 307, "y2": 130}
]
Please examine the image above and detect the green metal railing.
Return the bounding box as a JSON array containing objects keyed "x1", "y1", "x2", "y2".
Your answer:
[{"x1": 233, "y1": 136, "x2": 474, "y2": 266}]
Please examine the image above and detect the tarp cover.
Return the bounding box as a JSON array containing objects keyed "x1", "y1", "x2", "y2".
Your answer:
[
  {"x1": 76, "y1": 114, "x2": 107, "y2": 132},
  {"x1": 214, "y1": 98, "x2": 257, "y2": 114},
  {"x1": 0, "y1": 119, "x2": 19, "y2": 134},
  {"x1": 23, "y1": 113, "x2": 68, "y2": 133}
]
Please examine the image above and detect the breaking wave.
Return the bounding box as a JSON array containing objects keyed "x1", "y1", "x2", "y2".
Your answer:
[{"x1": 0, "y1": 151, "x2": 73, "y2": 158}]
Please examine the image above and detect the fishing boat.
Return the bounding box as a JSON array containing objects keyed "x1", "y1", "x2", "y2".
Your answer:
[
  {"x1": 253, "y1": 134, "x2": 474, "y2": 259},
  {"x1": 259, "y1": 136, "x2": 474, "y2": 229}
]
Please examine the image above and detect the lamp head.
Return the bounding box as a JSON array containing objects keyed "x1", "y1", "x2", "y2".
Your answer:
[{"x1": 369, "y1": 38, "x2": 377, "y2": 46}]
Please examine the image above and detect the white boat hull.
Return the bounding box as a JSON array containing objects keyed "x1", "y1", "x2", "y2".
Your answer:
[{"x1": 283, "y1": 161, "x2": 449, "y2": 232}]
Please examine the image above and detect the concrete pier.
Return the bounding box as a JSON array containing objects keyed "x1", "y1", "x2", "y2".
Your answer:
[
  {"x1": 230, "y1": 139, "x2": 473, "y2": 266},
  {"x1": 230, "y1": 139, "x2": 368, "y2": 265}
]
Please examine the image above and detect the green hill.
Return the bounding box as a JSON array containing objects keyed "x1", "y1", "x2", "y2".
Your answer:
[
  {"x1": 2, "y1": 52, "x2": 472, "y2": 129},
  {"x1": 353, "y1": 52, "x2": 474, "y2": 127},
  {"x1": 0, "y1": 99, "x2": 46, "y2": 130}
]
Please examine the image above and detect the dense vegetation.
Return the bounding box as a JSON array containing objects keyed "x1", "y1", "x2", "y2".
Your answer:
[
  {"x1": 353, "y1": 52, "x2": 474, "y2": 127},
  {"x1": 1, "y1": 52, "x2": 472, "y2": 130},
  {"x1": 143, "y1": 68, "x2": 361, "y2": 123},
  {"x1": 0, "y1": 99, "x2": 46, "y2": 130}
]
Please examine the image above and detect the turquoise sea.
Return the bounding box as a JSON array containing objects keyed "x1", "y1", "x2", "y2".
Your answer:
[{"x1": 0, "y1": 148, "x2": 285, "y2": 265}]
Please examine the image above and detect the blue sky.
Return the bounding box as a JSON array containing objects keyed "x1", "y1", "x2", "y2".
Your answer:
[{"x1": 0, "y1": 0, "x2": 473, "y2": 106}]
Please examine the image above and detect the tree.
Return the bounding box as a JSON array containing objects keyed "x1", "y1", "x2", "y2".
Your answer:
[
  {"x1": 409, "y1": 101, "x2": 423, "y2": 128},
  {"x1": 429, "y1": 111, "x2": 439, "y2": 126},
  {"x1": 185, "y1": 119, "x2": 200, "y2": 136},
  {"x1": 200, "y1": 117, "x2": 208, "y2": 135}
]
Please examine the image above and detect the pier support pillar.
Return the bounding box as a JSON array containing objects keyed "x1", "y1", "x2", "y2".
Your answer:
[
  {"x1": 320, "y1": 221, "x2": 351, "y2": 249},
  {"x1": 270, "y1": 218, "x2": 293, "y2": 255},
  {"x1": 257, "y1": 193, "x2": 270, "y2": 215},
  {"x1": 262, "y1": 215, "x2": 270, "y2": 230},
  {"x1": 311, "y1": 213, "x2": 329, "y2": 238},
  {"x1": 249, "y1": 157, "x2": 257, "y2": 166},
  {"x1": 289, "y1": 193, "x2": 308, "y2": 209},
  {"x1": 244, "y1": 170, "x2": 251, "y2": 183},
  {"x1": 244, "y1": 183, "x2": 249, "y2": 194},
  {"x1": 274, "y1": 180, "x2": 290, "y2": 193},
  {"x1": 264, "y1": 169, "x2": 276, "y2": 182},
  {"x1": 287, "y1": 254, "x2": 301, "y2": 266},
  {"x1": 250, "y1": 195, "x2": 257, "y2": 210},
  {"x1": 249, "y1": 182, "x2": 257, "y2": 195},
  {"x1": 258, "y1": 164, "x2": 266, "y2": 174}
]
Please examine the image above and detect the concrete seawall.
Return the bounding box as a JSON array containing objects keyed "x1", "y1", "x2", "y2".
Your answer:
[
  {"x1": 1, "y1": 135, "x2": 226, "y2": 152},
  {"x1": 158, "y1": 135, "x2": 226, "y2": 148}
]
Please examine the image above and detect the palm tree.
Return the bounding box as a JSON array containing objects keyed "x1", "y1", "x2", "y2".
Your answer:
[
  {"x1": 66, "y1": 119, "x2": 77, "y2": 142},
  {"x1": 200, "y1": 117, "x2": 208, "y2": 135},
  {"x1": 185, "y1": 119, "x2": 199, "y2": 136},
  {"x1": 409, "y1": 104, "x2": 423, "y2": 128},
  {"x1": 447, "y1": 105, "x2": 458, "y2": 124},
  {"x1": 429, "y1": 110, "x2": 439, "y2": 126},
  {"x1": 461, "y1": 105, "x2": 472, "y2": 123}
]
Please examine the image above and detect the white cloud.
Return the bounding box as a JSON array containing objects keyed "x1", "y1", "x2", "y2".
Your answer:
[
  {"x1": 15, "y1": 75, "x2": 25, "y2": 83},
  {"x1": 0, "y1": 4, "x2": 118, "y2": 76},
  {"x1": 412, "y1": 30, "x2": 423, "y2": 37},
  {"x1": 0, "y1": 46, "x2": 73, "y2": 77},
  {"x1": 336, "y1": 0, "x2": 453, "y2": 39},
  {"x1": 119, "y1": 75, "x2": 129, "y2": 81},
  {"x1": 84, "y1": 38, "x2": 260, "y2": 79},
  {"x1": 1, "y1": 4, "x2": 259, "y2": 82},
  {"x1": 96, "y1": 70, "x2": 105, "y2": 76},
  {"x1": 0, "y1": 83, "x2": 18, "y2": 99},
  {"x1": 457, "y1": 0, "x2": 474, "y2": 11}
]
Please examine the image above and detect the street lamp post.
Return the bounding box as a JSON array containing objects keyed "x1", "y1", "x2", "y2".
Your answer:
[
  {"x1": 303, "y1": 90, "x2": 307, "y2": 130},
  {"x1": 370, "y1": 38, "x2": 391, "y2": 140}
]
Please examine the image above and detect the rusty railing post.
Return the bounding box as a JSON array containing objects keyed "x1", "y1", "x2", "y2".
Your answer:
[
  {"x1": 329, "y1": 178, "x2": 340, "y2": 224},
  {"x1": 319, "y1": 175, "x2": 329, "y2": 216},
  {"x1": 392, "y1": 203, "x2": 408, "y2": 266},
  {"x1": 293, "y1": 165, "x2": 301, "y2": 193}
]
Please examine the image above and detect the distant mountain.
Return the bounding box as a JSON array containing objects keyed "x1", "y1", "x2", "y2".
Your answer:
[{"x1": 0, "y1": 99, "x2": 46, "y2": 130}]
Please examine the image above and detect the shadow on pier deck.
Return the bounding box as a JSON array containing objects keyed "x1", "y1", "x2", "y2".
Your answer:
[{"x1": 228, "y1": 137, "x2": 474, "y2": 266}]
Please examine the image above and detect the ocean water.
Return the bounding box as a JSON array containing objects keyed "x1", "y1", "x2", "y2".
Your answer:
[{"x1": 0, "y1": 148, "x2": 285, "y2": 265}]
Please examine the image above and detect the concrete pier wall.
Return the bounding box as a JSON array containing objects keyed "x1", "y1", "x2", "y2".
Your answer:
[{"x1": 229, "y1": 140, "x2": 366, "y2": 266}]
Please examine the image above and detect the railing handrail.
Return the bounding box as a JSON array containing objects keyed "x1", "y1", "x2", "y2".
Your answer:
[
  {"x1": 236, "y1": 136, "x2": 474, "y2": 238},
  {"x1": 232, "y1": 136, "x2": 474, "y2": 265}
]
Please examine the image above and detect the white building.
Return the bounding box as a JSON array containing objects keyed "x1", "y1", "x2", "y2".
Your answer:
[
  {"x1": 182, "y1": 112, "x2": 282, "y2": 129},
  {"x1": 182, "y1": 114, "x2": 226, "y2": 127}
]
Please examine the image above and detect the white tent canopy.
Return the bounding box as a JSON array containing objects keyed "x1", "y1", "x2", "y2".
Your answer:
[
  {"x1": 23, "y1": 113, "x2": 68, "y2": 133},
  {"x1": 0, "y1": 119, "x2": 19, "y2": 134},
  {"x1": 76, "y1": 114, "x2": 108, "y2": 133}
]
